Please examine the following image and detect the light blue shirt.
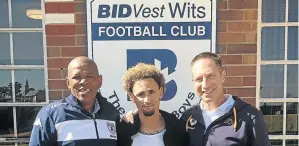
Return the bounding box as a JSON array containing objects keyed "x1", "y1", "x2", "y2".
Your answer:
[
  {"x1": 91, "y1": 98, "x2": 100, "y2": 117},
  {"x1": 200, "y1": 94, "x2": 235, "y2": 129}
]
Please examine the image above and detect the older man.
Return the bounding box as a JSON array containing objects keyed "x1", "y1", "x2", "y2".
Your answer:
[
  {"x1": 182, "y1": 52, "x2": 270, "y2": 146},
  {"x1": 30, "y1": 56, "x2": 121, "y2": 146}
]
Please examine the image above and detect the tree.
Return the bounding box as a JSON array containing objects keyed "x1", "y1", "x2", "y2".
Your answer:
[
  {"x1": 0, "y1": 84, "x2": 12, "y2": 101},
  {"x1": 25, "y1": 79, "x2": 30, "y2": 95},
  {"x1": 0, "y1": 82, "x2": 23, "y2": 99},
  {"x1": 8, "y1": 82, "x2": 23, "y2": 99}
]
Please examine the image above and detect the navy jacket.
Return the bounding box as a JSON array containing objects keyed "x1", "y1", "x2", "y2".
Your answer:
[
  {"x1": 181, "y1": 96, "x2": 271, "y2": 146},
  {"x1": 29, "y1": 93, "x2": 121, "y2": 146},
  {"x1": 117, "y1": 110, "x2": 189, "y2": 146}
]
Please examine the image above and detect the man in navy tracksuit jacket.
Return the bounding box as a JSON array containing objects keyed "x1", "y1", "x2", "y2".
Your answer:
[
  {"x1": 30, "y1": 93, "x2": 120, "y2": 146},
  {"x1": 29, "y1": 56, "x2": 122, "y2": 146},
  {"x1": 181, "y1": 52, "x2": 271, "y2": 146}
]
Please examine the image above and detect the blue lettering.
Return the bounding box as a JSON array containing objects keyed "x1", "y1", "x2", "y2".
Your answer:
[
  {"x1": 169, "y1": 2, "x2": 186, "y2": 18},
  {"x1": 118, "y1": 4, "x2": 131, "y2": 18},
  {"x1": 98, "y1": 5, "x2": 110, "y2": 18},
  {"x1": 169, "y1": 2, "x2": 206, "y2": 18},
  {"x1": 98, "y1": 4, "x2": 131, "y2": 18},
  {"x1": 134, "y1": 4, "x2": 144, "y2": 17},
  {"x1": 134, "y1": 4, "x2": 165, "y2": 18},
  {"x1": 197, "y1": 6, "x2": 206, "y2": 18},
  {"x1": 112, "y1": 4, "x2": 117, "y2": 18}
]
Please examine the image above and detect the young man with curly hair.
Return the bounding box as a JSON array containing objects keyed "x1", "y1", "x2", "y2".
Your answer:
[{"x1": 117, "y1": 63, "x2": 188, "y2": 146}]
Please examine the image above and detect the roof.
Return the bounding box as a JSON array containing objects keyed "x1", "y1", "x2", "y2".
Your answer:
[{"x1": 25, "y1": 90, "x2": 41, "y2": 97}]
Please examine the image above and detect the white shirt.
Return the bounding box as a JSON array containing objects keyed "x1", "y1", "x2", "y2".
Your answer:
[
  {"x1": 131, "y1": 129, "x2": 166, "y2": 146},
  {"x1": 90, "y1": 98, "x2": 100, "y2": 118},
  {"x1": 200, "y1": 94, "x2": 235, "y2": 129}
]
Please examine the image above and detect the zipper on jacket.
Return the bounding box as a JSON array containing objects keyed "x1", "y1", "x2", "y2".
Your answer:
[
  {"x1": 205, "y1": 112, "x2": 233, "y2": 132},
  {"x1": 81, "y1": 108, "x2": 100, "y2": 139},
  {"x1": 203, "y1": 111, "x2": 234, "y2": 145},
  {"x1": 70, "y1": 99, "x2": 101, "y2": 139},
  {"x1": 92, "y1": 114, "x2": 100, "y2": 139}
]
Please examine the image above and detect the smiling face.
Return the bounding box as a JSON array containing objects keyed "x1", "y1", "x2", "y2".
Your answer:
[
  {"x1": 129, "y1": 78, "x2": 163, "y2": 117},
  {"x1": 66, "y1": 57, "x2": 102, "y2": 105},
  {"x1": 191, "y1": 58, "x2": 226, "y2": 105}
]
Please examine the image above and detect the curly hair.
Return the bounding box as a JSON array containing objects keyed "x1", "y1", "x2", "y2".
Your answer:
[{"x1": 122, "y1": 63, "x2": 166, "y2": 93}]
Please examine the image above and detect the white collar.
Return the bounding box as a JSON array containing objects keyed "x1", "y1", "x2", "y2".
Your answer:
[{"x1": 92, "y1": 98, "x2": 100, "y2": 114}]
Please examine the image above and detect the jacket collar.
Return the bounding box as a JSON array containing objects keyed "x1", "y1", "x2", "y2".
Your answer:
[
  {"x1": 232, "y1": 96, "x2": 248, "y2": 111},
  {"x1": 65, "y1": 92, "x2": 102, "y2": 113},
  {"x1": 190, "y1": 96, "x2": 248, "y2": 126},
  {"x1": 130, "y1": 110, "x2": 177, "y2": 134}
]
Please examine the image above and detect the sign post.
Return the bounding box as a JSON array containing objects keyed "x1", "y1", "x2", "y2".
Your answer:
[{"x1": 86, "y1": 0, "x2": 217, "y2": 118}]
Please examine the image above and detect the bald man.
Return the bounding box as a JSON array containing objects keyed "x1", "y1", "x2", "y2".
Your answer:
[{"x1": 29, "y1": 56, "x2": 121, "y2": 146}]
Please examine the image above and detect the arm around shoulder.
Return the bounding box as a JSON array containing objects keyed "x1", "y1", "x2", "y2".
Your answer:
[{"x1": 176, "y1": 119, "x2": 189, "y2": 146}]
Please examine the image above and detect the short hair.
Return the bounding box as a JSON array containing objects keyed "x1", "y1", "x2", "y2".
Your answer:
[
  {"x1": 122, "y1": 63, "x2": 166, "y2": 93},
  {"x1": 190, "y1": 52, "x2": 222, "y2": 67}
]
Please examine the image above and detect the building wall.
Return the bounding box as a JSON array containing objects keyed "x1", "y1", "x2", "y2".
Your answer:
[
  {"x1": 45, "y1": 0, "x2": 86, "y2": 101},
  {"x1": 217, "y1": 0, "x2": 258, "y2": 107},
  {"x1": 1, "y1": 0, "x2": 297, "y2": 145},
  {"x1": 44, "y1": 0, "x2": 259, "y2": 106}
]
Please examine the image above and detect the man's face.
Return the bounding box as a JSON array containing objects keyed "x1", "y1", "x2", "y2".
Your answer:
[
  {"x1": 130, "y1": 78, "x2": 163, "y2": 117},
  {"x1": 66, "y1": 63, "x2": 102, "y2": 104},
  {"x1": 191, "y1": 58, "x2": 226, "y2": 103}
]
